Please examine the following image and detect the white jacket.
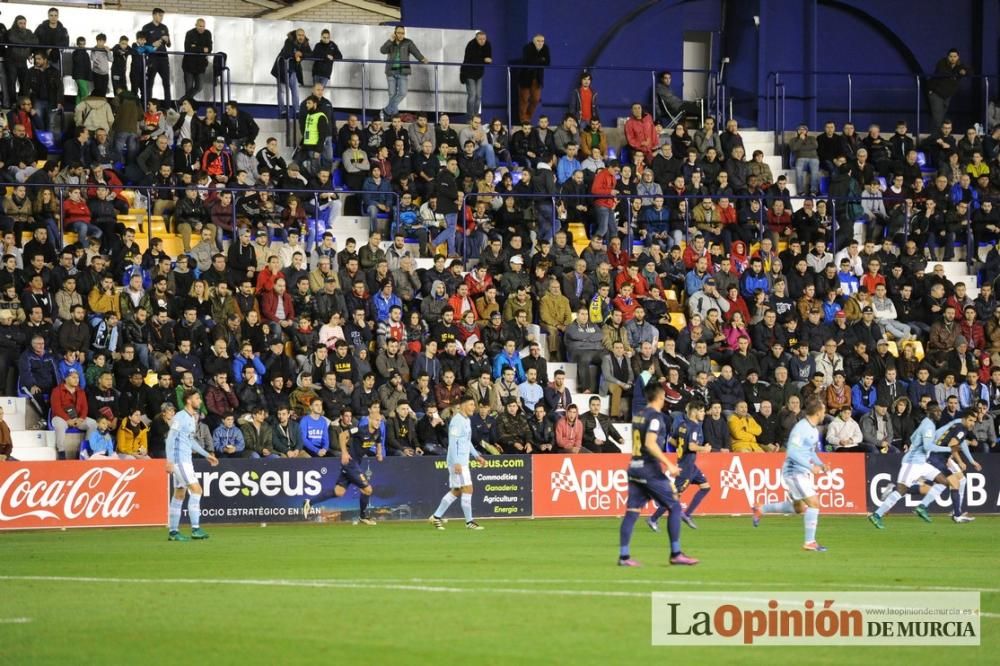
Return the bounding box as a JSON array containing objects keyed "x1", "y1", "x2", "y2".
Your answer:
[{"x1": 826, "y1": 417, "x2": 863, "y2": 449}]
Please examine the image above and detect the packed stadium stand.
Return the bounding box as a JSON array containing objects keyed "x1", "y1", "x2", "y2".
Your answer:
[{"x1": 1, "y1": 0, "x2": 999, "y2": 467}]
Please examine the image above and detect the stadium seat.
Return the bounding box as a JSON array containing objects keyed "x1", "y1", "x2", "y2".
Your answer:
[
  {"x1": 901, "y1": 340, "x2": 925, "y2": 361},
  {"x1": 669, "y1": 312, "x2": 686, "y2": 329}
]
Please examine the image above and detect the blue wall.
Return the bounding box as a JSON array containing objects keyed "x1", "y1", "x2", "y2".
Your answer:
[
  {"x1": 402, "y1": 0, "x2": 721, "y2": 125},
  {"x1": 401, "y1": 0, "x2": 1000, "y2": 132}
]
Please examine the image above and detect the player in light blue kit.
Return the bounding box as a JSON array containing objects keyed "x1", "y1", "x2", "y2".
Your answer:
[
  {"x1": 166, "y1": 391, "x2": 219, "y2": 541},
  {"x1": 868, "y1": 402, "x2": 954, "y2": 528},
  {"x1": 430, "y1": 396, "x2": 486, "y2": 530},
  {"x1": 913, "y1": 410, "x2": 981, "y2": 523},
  {"x1": 752, "y1": 397, "x2": 830, "y2": 551}
]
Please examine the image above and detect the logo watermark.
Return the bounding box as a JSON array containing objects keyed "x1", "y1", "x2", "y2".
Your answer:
[{"x1": 651, "y1": 592, "x2": 980, "y2": 646}]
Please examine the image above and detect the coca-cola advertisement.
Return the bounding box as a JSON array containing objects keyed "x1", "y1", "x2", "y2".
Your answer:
[{"x1": 0, "y1": 461, "x2": 169, "y2": 530}]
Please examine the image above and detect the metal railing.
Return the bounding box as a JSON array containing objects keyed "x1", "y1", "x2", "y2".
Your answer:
[
  {"x1": 31, "y1": 182, "x2": 395, "y2": 253},
  {"x1": 0, "y1": 42, "x2": 232, "y2": 106},
  {"x1": 24, "y1": 182, "x2": 983, "y2": 274},
  {"x1": 765, "y1": 69, "x2": 996, "y2": 141},
  {"x1": 280, "y1": 57, "x2": 723, "y2": 146}
]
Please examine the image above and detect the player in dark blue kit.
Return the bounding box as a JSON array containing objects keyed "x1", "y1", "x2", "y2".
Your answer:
[
  {"x1": 618, "y1": 384, "x2": 699, "y2": 567},
  {"x1": 647, "y1": 400, "x2": 711, "y2": 530},
  {"x1": 333, "y1": 404, "x2": 385, "y2": 525}
]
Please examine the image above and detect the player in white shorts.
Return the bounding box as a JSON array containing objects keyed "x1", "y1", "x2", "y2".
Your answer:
[
  {"x1": 430, "y1": 396, "x2": 485, "y2": 530},
  {"x1": 869, "y1": 402, "x2": 950, "y2": 528},
  {"x1": 165, "y1": 392, "x2": 219, "y2": 541},
  {"x1": 752, "y1": 397, "x2": 830, "y2": 551}
]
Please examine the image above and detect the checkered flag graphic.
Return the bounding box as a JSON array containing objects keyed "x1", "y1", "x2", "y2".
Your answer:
[
  {"x1": 720, "y1": 469, "x2": 746, "y2": 490},
  {"x1": 550, "y1": 471, "x2": 578, "y2": 493}
]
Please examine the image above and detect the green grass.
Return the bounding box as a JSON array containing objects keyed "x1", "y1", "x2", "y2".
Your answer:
[{"x1": 0, "y1": 515, "x2": 997, "y2": 665}]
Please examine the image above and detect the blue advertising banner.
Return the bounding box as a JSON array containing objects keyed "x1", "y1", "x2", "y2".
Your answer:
[
  {"x1": 866, "y1": 453, "x2": 999, "y2": 514},
  {"x1": 184, "y1": 456, "x2": 532, "y2": 523}
]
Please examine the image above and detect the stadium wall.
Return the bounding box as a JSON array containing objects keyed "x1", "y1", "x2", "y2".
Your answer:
[
  {"x1": 5, "y1": 453, "x2": 996, "y2": 530},
  {"x1": 403, "y1": 0, "x2": 999, "y2": 131},
  {"x1": 111, "y1": 0, "x2": 390, "y2": 25},
  {"x1": 4, "y1": 2, "x2": 470, "y2": 110}
]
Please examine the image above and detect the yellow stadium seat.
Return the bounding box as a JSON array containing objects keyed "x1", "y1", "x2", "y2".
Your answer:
[
  {"x1": 567, "y1": 222, "x2": 588, "y2": 243},
  {"x1": 669, "y1": 312, "x2": 686, "y2": 330},
  {"x1": 901, "y1": 340, "x2": 925, "y2": 362},
  {"x1": 886, "y1": 341, "x2": 898, "y2": 357},
  {"x1": 665, "y1": 290, "x2": 678, "y2": 301}
]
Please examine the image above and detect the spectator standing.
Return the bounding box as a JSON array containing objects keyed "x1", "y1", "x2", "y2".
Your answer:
[
  {"x1": 182, "y1": 18, "x2": 213, "y2": 99},
  {"x1": 518, "y1": 34, "x2": 549, "y2": 123},
  {"x1": 379, "y1": 26, "x2": 428, "y2": 119},
  {"x1": 568, "y1": 72, "x2": 599, "y2": 124},
  {"x1": 34, "y1": 7, "x2": 70, "y2": 70},
  {"x1": 141, "y1": 8, "x2": 172, "y2": 103},
  {"x1": 91, "y1": 34, "x2": 112, "y2": 98},
  {"x1": 788, "y1": 124, "x2": 820, "y2": 195},
  {"x1": 72, "y1": 36, "x2": 92, "y2": 104},
  {"x1": 4, "y1": 16, "x2": 38, "y2": 109},
  {"x1": 927, "y1": 48, "x2": 969, "y2": 130},
  {"x1": 311, "y1": 29, "x2": 343, "y2": 88},
  {"x1": 272, "y1": 28, "x2": 311, "y2": 115},
  {"x1": 460, "y1": 31, "x2": 492, "y2": 119}
]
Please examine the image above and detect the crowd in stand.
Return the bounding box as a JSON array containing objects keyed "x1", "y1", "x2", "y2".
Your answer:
[{"x1": 1, "y1": 9, "x2": 1000, "y2": 462}]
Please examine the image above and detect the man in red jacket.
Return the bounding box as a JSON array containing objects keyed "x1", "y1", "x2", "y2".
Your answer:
[
  {"x1": 624, "y1": 103, "x2": 659, "y2": 162},
  {"x1": 50, "y1": 369, "x2": 97, "y2": 459},
  {"x1": 260, "y1": 277, "x2": 295, "y2": 339},
  {"x1": 590, "y1": 159, "x2": 620, "y2": 244}
]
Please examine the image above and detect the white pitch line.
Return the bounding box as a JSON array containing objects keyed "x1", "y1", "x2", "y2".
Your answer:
[
  {"x1": 0, "y1": 617, "x2": 31, "y2": 624},
  {"x1": 0, "y1": 575, "x2": 997, "y2": 617}
]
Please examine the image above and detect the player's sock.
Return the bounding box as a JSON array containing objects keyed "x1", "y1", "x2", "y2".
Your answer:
[
  {"x1": 649, "y1": 505, "x2": 666, "y2": 522},
  {"x1": 432, "y1": 492, "x2": 457, "y2": 518},
  {"x1": 687, "y1": 488, "x2": 709, "y2": 516},
  {"x1": 666, "y1": 506, "x2": 682, "y2": 556},
  {"x1": 460, "y1": 493, "x2": 473, "y2": 522},
  {"x1": 875, "y1": 490, "x2": 902, "y2": 517},
  {"x1": 762, "y1": 499, "x2": 794, "y2": 513},
  {"x1": 619, "y1": 511, "x2": 639, "y2": 557},
  {"x1": 920, "y1": 483, "x2": 946, "y2": 507},
  {"x1": 359, "y1": 493, "x2": 370, "y2": 519},
  {"x1": 952, "y1": 478, "x2": 967, "y2": 517},
  {"x1": 804, "y1": 507, "x2": 819, "y2": 544},
  {"x1": 187, "y1": 493, "x2": 201, "y2": 529},
  {"x1": 168, "y1": 497, "x2": 182, "y2": 532}
]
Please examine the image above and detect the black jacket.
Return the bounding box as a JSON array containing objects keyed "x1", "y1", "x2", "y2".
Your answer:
[
  {"x1": 518, "y1": 42, "x2": 550, "y2": 87},
  {"x1": 311, "y1": 40, "x2": 343, "y2": 81},
  {"x1": 25, "y1": 64, "x2": 64, "y2": 105},
  {"x1": 182, "y1": 28, "x2": 213, "y2": 74},
  {"x1": 460, "y1": 38, "x2": 492, "y2": 83}
]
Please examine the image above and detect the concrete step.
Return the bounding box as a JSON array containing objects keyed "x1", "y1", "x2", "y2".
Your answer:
[
  {"x1": 1, "y1": 396, "x2": 28, "y2": 431},
  {"x1": 11, "y1": 445, "x2": 57, "y2": 461}
]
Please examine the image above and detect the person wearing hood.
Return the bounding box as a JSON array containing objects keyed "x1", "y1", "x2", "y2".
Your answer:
[
  {"x1": 74, "y1": 93, "x2": 115, "y2": 133},
  {"x1": 4, "y1": 16, "x2": 38, "y2": 108}
]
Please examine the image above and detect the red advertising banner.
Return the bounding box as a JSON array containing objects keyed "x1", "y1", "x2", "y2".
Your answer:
[
  {"x1": 531, "y1": 453, "x2": 867, "y2": 517},
  {"x1": 0, "y1": 461, "x2": 168, "y2": 530}
]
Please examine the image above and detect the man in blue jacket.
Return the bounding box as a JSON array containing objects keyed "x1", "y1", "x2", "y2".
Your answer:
[{"x1": 492, "y1": 339, "x2": 526, "y2": 383}]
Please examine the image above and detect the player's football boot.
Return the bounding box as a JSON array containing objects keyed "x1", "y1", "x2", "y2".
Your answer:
[
  {"x1": 645, "y1": 516, "x2": 659, "y2": 532},
  {"x1": 867, "y1": 513, "x2": 885, "y2": 529},
  {"x1": 669, "y1": 553, "x2": 699, "y2": 565},
  {"x1": 913, "y1": 506, "x2": 932, "y2": 523},
  {"x1": 617, "y1": 557, "x2": 641, "y2": 567},
  {"x1": 430, "y1": 516, "x2": 445, "y2": 530},
  {"x1": 465, "y1": 521, "x2": 485, "y2": 530},
  {"x1": 190, "y1": 528, "x2": 209, "y2": 540},
  {"x1": 681, "y1": 514, "x2": 698, "y2": 529},
  {"x1": 167, "y1": 531, "x2": 189, "y2": 542},
  {"x1": 358, "y1": 517, "x2": 377, "y2": 526},
  {"x1": 751, "y1": 505, "x2": 762, "y2": 528},
  {"x1": 802, "y1": 541, "x2": 828, "y2": 552},
  {"x1": 951, "y1": 515, "x2": 972, "y2": 523},
  {"x1": 960, "y1": 513, "x2": 976, "y2": 522}
]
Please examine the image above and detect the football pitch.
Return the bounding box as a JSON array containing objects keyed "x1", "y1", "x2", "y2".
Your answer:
[{"x1": 1, "y1": 515, "x2": 997, "y2": 665}]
